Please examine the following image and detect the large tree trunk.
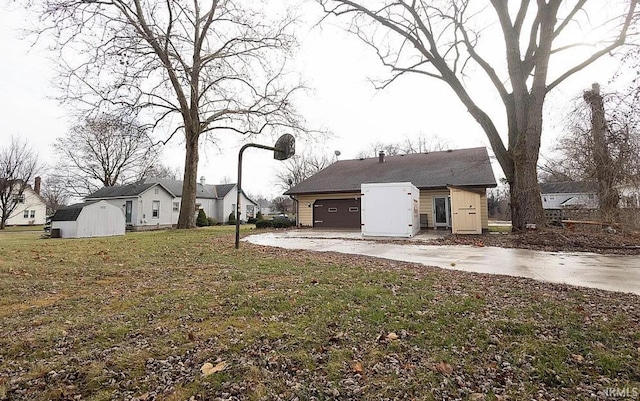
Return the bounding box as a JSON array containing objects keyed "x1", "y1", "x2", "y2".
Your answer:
[
  {"x1": 177, "y1": 131, "x2": 199, "y2": 229},
  {"x1": 509, "y1": 145, "x2": 544, "y2": 231}
]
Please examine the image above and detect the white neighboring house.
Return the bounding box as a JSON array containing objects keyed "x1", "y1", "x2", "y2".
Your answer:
[
  {"x1": 51, "y1": 200, "x2": 126, "y2": 238},
  {"x1": 540, "y1": 181, "x2": 598, "y2": 209},
  {"x1": 3, "y1": 177, "x2": 47, "y2": 226},
  {"x1": 85, "y1": 177, "x2": 258, "y2": 228},
  {"x1": 85, "y1": 181, "x2": 176, "y2": 230}
]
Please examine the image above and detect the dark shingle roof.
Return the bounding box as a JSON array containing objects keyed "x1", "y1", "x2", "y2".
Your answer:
[
  {"x1": 539, "y1": 181, "x2": 597, "y2": 194},
  {"x1": 145, "y1": 178, "x2": 218, "y2": 199},
  {"x1": 215, "y1": 184, "x2": 236, "y2": 198},
  {"x1": 51, "y1": 201, "x2": 99, "y2": 221},
  {"x1": 285, "y1": 147, "x2": 496, "y2": 195},
  {"x1": 86, "y1": 180, "x2": 164, "y2": 199}
]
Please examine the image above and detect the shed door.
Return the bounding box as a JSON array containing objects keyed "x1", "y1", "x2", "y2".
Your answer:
[
  {"x1": 450, "y1": 188, "x2": 482, "y2": 234},
  {"x1": 313, "y1": 198, "x2": 361, "y2": 228}
]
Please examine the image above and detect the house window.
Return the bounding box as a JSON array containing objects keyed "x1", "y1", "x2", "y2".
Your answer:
[
  {"x1": 548, "y1": 195, "x2": 555, "y2": 201},
  {"x1": 588, "y1": 194, "x2": 595, "y2": 200},
  {"x1": 152, "y1": 201, "x2": 160, "y2": 218},
  {"x1": 14, "y1": 195, "x2": 25, "y2": 204},
  {"x1": 173, "y1": 202, "x2": 179, "y2": 212},
  {"x1": 30, "y1": 210, "x2": 35, "y2": 218},
  {"x1": 23, "y1": 210, "x2": 29, "y2": 218},
  {"x1": 349, "y1": 207, "x2": 359, "y2": 212},
  {"x1": 328, "y1": 207, "x2": 338, "y2": 213}
]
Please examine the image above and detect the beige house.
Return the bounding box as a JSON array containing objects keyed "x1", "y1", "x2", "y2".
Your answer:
[{"x1": 285, "y1": 147, "x2": 497, "y2": 234}]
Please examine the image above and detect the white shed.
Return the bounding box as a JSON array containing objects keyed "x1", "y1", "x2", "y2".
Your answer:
[
  {"x1": 361, "y1": 182, "x2": 420, "y2": 237},
  {"x1": 51, "y1": 201, "x2": 126, "y2": 238}
]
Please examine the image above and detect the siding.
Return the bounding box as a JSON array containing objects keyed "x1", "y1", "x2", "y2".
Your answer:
[
  {"x1": 418, "y1": 189, "x2": 449, "y2": 228},
  {"x1": 5, "y1": 188, "x2": 47, "y2": 226},
  {"x1": 296, "y1": 193, "x2": 361, "y2": 227},
  {"x1": 296, "y1": 188, "x2": 489, "y2": 230}
]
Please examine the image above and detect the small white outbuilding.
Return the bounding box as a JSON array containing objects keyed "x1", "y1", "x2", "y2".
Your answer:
[
  {"x1": 51, "y1": 200, "x2": 126, "y2": 238},
  {"x1": 361, "y1": 182, "x2": 420, "y2": 238}
]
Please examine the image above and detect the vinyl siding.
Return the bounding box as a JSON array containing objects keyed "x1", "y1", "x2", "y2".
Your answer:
[
  {"x1": 296, "y1": 193, "x2": 361, "y2": 227},
  {"x1": 418, "y1": 189, "x2": 449, "y2": 228}
]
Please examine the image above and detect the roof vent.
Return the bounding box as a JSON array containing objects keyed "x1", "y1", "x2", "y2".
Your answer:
[
  {"x1": 378, "y1": 151, "x2": 385, "y2": 163},
  {"x1": 447, "y1": 149, "x2": 453, "y2": 153},
  {"x1": 200, "y1": 176, "x2": 206, "y2": 185}
]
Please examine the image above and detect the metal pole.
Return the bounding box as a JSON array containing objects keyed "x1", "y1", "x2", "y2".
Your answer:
[{"x1": 235, "y1": 143, "x2": 276, "y2": 249}]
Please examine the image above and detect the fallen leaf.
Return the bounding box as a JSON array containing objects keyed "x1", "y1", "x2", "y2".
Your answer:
[
  {"x1": 434, "y1": 361, "x2": 453, "y2": 376},
  {"x1": 450, "y1": 262, "x2": 456, "y2": 267},
  {"x1": 352, "y1": 361, "x2": 364, "y2": 374},
  {"x1": 201, "y1": 361, "x2": 227, "y2": 376},
  {"x1": 571, "y1": 354, "x2": 584, "y2": 363},
  {"x1": 386, "y1": 332, "x2": 399, "y2": 341}
]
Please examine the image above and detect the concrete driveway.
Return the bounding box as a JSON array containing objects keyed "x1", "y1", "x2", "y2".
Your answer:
[{"x1": 245, "y1": 230, "x2": 640, "y2": 295}]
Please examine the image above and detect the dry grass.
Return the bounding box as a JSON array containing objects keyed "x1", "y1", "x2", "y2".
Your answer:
[{"x1": 1, "y1": 227, "x2": 639, "y2": 400}]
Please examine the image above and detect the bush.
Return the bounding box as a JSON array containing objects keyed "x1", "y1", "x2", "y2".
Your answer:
[
  {"x1": 247, "y1": 217, "x2": 258, "y2": 224},
  {"x1": 207, "y1": 217, "x2": 218, "y2": 226},
  {"x1": 272, "y1": 219, "x2": 295, "y2": 229},
  {"x1": 227, "y1": 212, "x2": 236, "y2": 225},
  {"x1": 196, "y1": 209, "x2": 209, "y2": 227},
  {"x1": 256, "y1": 211, "x2": 263, "y2": 220},
  {"x1": 255, "y1": 220, "x2": 273, "y2": 229}
]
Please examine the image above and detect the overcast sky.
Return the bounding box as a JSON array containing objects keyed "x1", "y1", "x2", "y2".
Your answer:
[{"x1": 0, "y1": 2, "x2": 630, "y2": 199}]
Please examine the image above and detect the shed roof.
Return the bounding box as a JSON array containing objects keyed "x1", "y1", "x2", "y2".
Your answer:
[
  {"x1": 51, "y1": 201, "x2": 100, "y2": 221},
  {"x1": 539, "y1": 181, "x2": 597, "y2": 194},
  {"x1": 285, "y1": 147, "x2": 497, "y2": 195}
]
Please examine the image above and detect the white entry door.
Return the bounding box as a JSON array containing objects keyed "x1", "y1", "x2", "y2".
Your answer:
[{"x1": 450, "y1": 188, "x2": 482, "y2": 234}]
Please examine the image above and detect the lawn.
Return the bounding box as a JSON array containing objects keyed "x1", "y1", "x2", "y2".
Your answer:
[{"x1": 1, "y1": 227, "x2": 639, "y2": 400}]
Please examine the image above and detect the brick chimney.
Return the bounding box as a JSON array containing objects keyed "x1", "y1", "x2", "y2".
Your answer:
[
  {"x1": 378, "y1": 151, "x2": 385, "y2": 163},
  {"x1": 200, "y1": 176, "x2": 206, "y2": 186},
  {"x1": 34, "y1": 176, "x2": 41, "y2": 195}
]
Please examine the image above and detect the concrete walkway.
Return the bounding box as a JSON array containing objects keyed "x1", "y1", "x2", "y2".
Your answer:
[{"x1": 245, "y1": 230, "x2": 640, "y2": 295}]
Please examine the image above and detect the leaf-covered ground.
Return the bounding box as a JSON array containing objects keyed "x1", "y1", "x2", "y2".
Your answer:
[{"x1": 1, "y1": 227, "x2": 639, "y2": 400}]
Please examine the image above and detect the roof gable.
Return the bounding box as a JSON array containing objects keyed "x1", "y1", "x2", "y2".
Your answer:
[
  {"x1": 145, "y1": 178, "x2": 220, "y2": 199},
  {"x1": 285, "y1": 147, "x2": 497, "y2": 195},
  {"x1": 215, "y1": 183, "x2": 236, "y2": 198},
  {"x1": 86, "y1": 180, "x2": 173, "y2": 199}
]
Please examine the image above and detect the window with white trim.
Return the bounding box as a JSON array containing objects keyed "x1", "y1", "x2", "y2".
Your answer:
[
  {"x1": 30, "y1": 210, "x2": 35, "y2": 218},
  {"x1": 23, "y1": 210, "x2": 29, "y2": 218},
  {"x1": 173, "y1": 202, "x2": 179, "y2": 212},
  {"x1": 152, "y1": 201, "x2": 160, "y2": 218}
]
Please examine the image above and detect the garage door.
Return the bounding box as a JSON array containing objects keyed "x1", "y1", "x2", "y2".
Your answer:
[{"x1": 313, "y1": 198, "x2": 361, "y2": 228}]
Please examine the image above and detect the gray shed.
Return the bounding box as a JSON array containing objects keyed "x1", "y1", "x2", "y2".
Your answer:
[{"x1": 51, "y1": 200, "x2": 126, "y2": 238}]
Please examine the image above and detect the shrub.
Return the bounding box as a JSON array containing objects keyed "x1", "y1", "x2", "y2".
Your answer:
[
  {"x1": 247, "y1": 217, "x2": 258, "y2": 224},
  {"x1": 256, "y1": 211, "x2": 263, "y2": 220},
  {"x1": 273, "y1": 219, "x2": 295, "y2": 229},
  {"x1": 196, "y1": 209, "x2": 209, "y2": 227},
  {"x1": 227, "y1": 212, "x2": 236, "y2": 225},
  {"x1": 207, "y1": 217, "x2": 218, "y2": 226},
  {"x1": 255, "y1": 220, "x2": 273, "y2": 229}
]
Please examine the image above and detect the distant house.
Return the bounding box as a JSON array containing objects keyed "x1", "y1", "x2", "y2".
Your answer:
[
  {"x1": 285, "y1": 147, "x2": 497, "y2": 233},
  {"x1": 51, "y1": 200, "x2": 125, "y2": 238},
  {"x1": 539, "y1": 181, "x2": 598, "y2": 209},
  {"x1": 617, "y1": 182, "x2": 640, "y2": 208},
  {"x1": 85, "y1": 177, "x2": 257, "y2": 230},
  {"x1": 3, "y1": 177, "x2": 47, "y2": 226}
]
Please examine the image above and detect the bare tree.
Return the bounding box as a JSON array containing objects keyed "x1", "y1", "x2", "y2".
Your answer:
[
  {"x1": 318, "y1": 0, "x2": 638, "y2": 230},
  {"x1": 41, "y1": 176, "x2": 70, "y2": 215},
  {"x1": 542, "y1": 84, "x2": 640, "y2": 219},
  {"x1": 51, "y1": 114, "x2": 159, "y2": 196},
  {"x1": 0, "y1": 137, "x2": 41, "y2": 229},
  {"x1": 276, "y1": 152, "x2": 332, "y2": 191},
  {"x1": 357, "y1": 133, "x2": 450, "y2": 158},
  {"x1": 32, "y1": 0, "x2": 306, "y2": 228},
  {"x1": 145, "y1": 163, "x2": 182, "y2": 180},
  {"x1": 272, "y1": 196, "x2": 293, "y2": 214}
]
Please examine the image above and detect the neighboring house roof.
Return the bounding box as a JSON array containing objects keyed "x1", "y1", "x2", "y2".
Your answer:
[
  {"x1": 215, "y1": 183, "x2": 236, "y2": 198},
  {"x1": 145, "y1": 178, "x2": 219, "y2": 199},
  {"x1": 51, "y1": 201, "x2": 99, "y2": 221},
  {"x1": 540, "y1": 181, "x2": 597, "y2": 194},
  {"x1": 285, "y1": 147, "x2": 497, "y2": 195},
  {"x1": 86, "y1": 180, "x2": 174, "y2": 199}
]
